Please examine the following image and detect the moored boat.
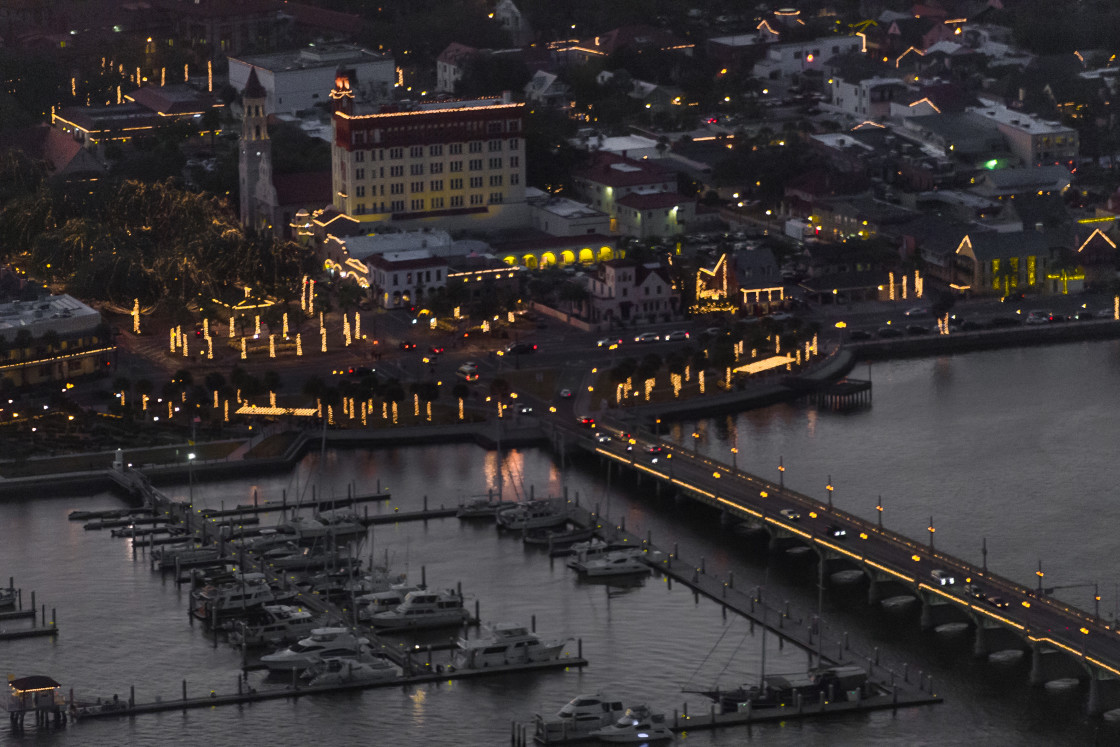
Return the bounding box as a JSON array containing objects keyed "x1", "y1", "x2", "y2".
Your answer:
[
  {"x1": 456, "y1": 497, "x2": 517, "y2": 519},
  {"x1": 259, "y1": 627, "x2": 370, "y2": 672},
  {"x1": 590, "y1": 704, "x2": 673, "y2": 743},
  {"x1": 573, "y1": 550, "x2": 649, "y2": 578},
  {"x1": 450, "y1": 622, "x2": 566, "y2": 670},
  {"x1": 496, "y1": 500, "x2": 569, "y2": 531},
  {"x1": 369, "y1": 589, "x2": 469, "y2": 631},
  {"x1": 305, "y1": 654, "x2": 401, "y2": 686},
  {"x1": 191, "y1": 572, "x2": 295, "y2": 620},
  {"x1": 688, "y1": 665, "x2": 870, "y2": 713},
  {"x1": 532, "y1": 691, "x2": 625, "y2": 744},
  {"x1": 229, "y1": 604, "x2": 323, "y2": 648}
]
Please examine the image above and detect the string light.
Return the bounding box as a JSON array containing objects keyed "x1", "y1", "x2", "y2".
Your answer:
[
  {"x1": 132, "y1": 299, "x2": 140, "y2": 334},
  {"x1": 229, "y1": 315, "x2": 235, "y2": 338},
  {"x1": 413, "y1": 393, "x2": 420, "y2": 417},
  {"x1": 282, "y1": 312, "x2": 289, "y2": 338},
  {"x1": 391, "y1": 401, "x2": 398, "y2": 424},
  {"x1": 426, "y1": 401, "x2": 432, "y2": 422},
  {"x1": 889, "y1": 271, "x2": 896, "y2": 301},
  {"x1": 255, "y1": 315, "x2": 261, "y2": 336},
  {"x1": 354, "y1": 313, "x2": 360, "y2": 340},
  {"x1": 344, "y1": 316, "x2": 352, "y2": 346},
  {"x1": 241, "y1": 338, "x2": 247, "y2": 360},
  {"x1": 223, "y1": 400, "x2": 228, "y2": 422},
  {"x1": 169, "y1": 328, "x2": 176, "y2": 353},
  {"x1": 296, "y1": 333, "x2": 303, "y2": 356},
  {"x1": 699, "y1": 371, "x2": 706, "y2": 394},
  {"x1": 269, "y1": 334, "x2": 276, "y2": 358},
  {"x1": 206, "y1": 336, "x2": 213, "y2": 360},
  {"x1": 458, "y1": 398, "x2": 464, "y2": 420},
  {"x1": 320, "y1": 328, "x2": 327, "y2": 353},
  {"x1": 382, "y1": 402, "x2": 388, "y2": 420}
]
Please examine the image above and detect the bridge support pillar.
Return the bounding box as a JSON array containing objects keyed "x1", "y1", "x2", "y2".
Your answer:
[
  {"x1": 919, "y1": 595, "x2": 934, "y2": 631},
  {"x1": 1029, "y1": 645, "x2": 1045, "y2": 686},
  {"x1": 972, "y1": 621, "x2": 989, "y2": 658},
  {"x1": 720, "y1": 508, "x2": 731, "y2": 528},
  {"x1": 867, "y1": 577, "x2": 881, "y2": 606},
  {"x1": 1086, "y1": 667, "x2": 1120, "y2": 716}
]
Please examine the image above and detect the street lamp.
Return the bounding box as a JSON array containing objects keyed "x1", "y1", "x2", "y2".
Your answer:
[
  {"x1": 188, "y1": 452, "x2": 196, "y2": 505},
  {"x1": 730, "y1": 447, "x2": 738, "y2": 470},
  {"x1": 691, "y1": 432, "x2": 701, "y2": 453},
  {"x1": 778, "y1": 457, "x2": 785, "y2": 489},
  {"x1": 1036, "y1": 560, "x2": 1045, "y2": 595},
  {"x1": 826, "y1": 475, "x2": 834, "y2": 508},
  {"x1": 927, "y1": 516, "x2": 935, "y2": 550},
  {"x1": 875, "y1": 495, "x2": 883, "y2": 528}
]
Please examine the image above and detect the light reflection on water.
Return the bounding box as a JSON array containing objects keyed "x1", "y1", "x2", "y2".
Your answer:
[{"x1": 2, "y1": 343, "x2": 1119, "y2": 744}]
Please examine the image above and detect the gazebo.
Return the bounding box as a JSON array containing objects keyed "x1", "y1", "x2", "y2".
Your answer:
[{"x1": 5, "y1": 675, "x2": 64, "y2": 729}]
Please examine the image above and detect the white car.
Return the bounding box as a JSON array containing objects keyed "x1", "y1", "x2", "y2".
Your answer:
[
  {"x1": 904, "y1": 307, "x2": 931, "y2": 317},
  {"x1": 515, "y1": 404, "x2": 533, "y2": 415},
  {"x1": 930, "y1": 569, "x2": 956, "y2": 586},
  {"x1": 559, "y1": 388, "x2": 573, "y2": 398},
  {"x1": 664, "y1": 330, "x2": 690, "y2": 341},
  {"x1": 634, "y1": 332, "x2": 660, "y2": 343}
]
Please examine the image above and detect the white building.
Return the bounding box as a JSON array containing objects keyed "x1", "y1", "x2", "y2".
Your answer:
[
  {"x1": 229, "y1": 44, "x2": 395, "y2": 116},
  {"x1": 828, "y1": 75, "x2": 908, "y2": 119},
  {"x1": 331, "y1": 80, "x2": 528, "y2": 231},
  {"x1": 526, "y1": 190, "x2": 611, "y2": 236},
  {"x1": 585, "y1": 259, "x2": 679, "y2": 324},
  {"x1": 753, "y1": 36, "x2": 863, "y2": 88},
  {"x1": 968, "y1": 98, "x2": 1079, "y2": 167}
]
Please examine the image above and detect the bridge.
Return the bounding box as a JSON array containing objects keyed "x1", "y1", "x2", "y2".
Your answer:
[{"x1": 551, "y1": 416, "x2": 1120, "y2": 716}]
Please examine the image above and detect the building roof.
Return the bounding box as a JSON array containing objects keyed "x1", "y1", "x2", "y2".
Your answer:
[
  {"x1": 960, "y1": 230, "x2": 1049, "y2": 261},
  {"x1": 980, "y1": 165, "x2": 1071, "y2": 190},
  {"x1": 232, "y1": 44, "x2": 389, "y2": 74},
  {"x1": 365, "y1": 251, "x2": 448, "y2": 271},
  {"x1": 574, "y1": 152, "x2": 673, "y2": 188},
  {"x1": 126, "y1": 85, "x2": 221, "y2": 116},
  {"x1": 243, "y1": 67, "x2": 267, "y2": 98},
  {"x1": 0, "y1": 125, "x2": 105, "y2": 177},
  {"x1": 277, "y1": 1, "x2": 365, "y2": 34},
  {"x1": 154, "y1": 0, "x2": 279, "y2": 19},
  {"x1": 438, "y1": 42, "x2": 479, "y2": 66}
]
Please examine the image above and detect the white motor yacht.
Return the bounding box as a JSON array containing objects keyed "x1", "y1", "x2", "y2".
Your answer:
[
  {"x1": 259, "y1": 627, "x2": 369, "y2": 672},
  {"x1": 230, "y1": 604, "x2": 322, "y2": 648},
  {"x1": 495, "y1": 500, "x2": 569, "y2": 531},
  {"x1": 577, "y1": 550, "x2": 649, "y2": 578},
  {"x1": 305, "y1": 654, "x2": 401, "y2": 686},
  {"x1": 356, "y1": 584, "x2": 421, "y2": 622},
  {"x1": 191, "y1": 573, "x2": 294, "y2": 620},
  {"x1": 567, "y1": 545, "x2": 641, "y2": 572},
  {"x1": 450, "y1": 622, "x2": 566, "y2": 670},
  {"x1": 591, "y1": 705, "x2": 673, "y2": 743},
  {"x1": 369, "y1": 589, "x2": 469, "y2": 630},
  {"x1": 533, "y1": 691, "x2": 625, "y2": 743}
]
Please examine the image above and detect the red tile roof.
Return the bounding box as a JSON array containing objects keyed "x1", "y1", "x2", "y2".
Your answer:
[{"x1": 574, "y1": 152, "x2": 673, "y2": 188}]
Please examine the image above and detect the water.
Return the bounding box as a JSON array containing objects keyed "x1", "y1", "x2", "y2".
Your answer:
[{"x1": 3, "y1": 341, "x2": 1120, "y2": 745}]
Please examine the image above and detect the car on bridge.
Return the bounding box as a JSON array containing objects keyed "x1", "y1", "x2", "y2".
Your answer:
[
  {"x1": 824, "y1": 524, "x2": 847, "y2": 539},
  {"x1": 595, "y1": 432, "x2": 612, "y2": 444},
  {"x1": 779, "y1": 508, "x2": 801, "y2": 521},
  {"x1": 985, "y1": 595, "x2": 1010, "y2": 609},
  {"x1": 645, "y1": 445, "x2": 664, "y2": 463},
  {"x1": 963, "y1": 584, "x2": 984, "y2": 600},
  {"x1": 930, "y1": 569, "x2": 956, "y2": 586},
  {"x1": 576, "y1": 415, "x2": 596, "y2": 428}
]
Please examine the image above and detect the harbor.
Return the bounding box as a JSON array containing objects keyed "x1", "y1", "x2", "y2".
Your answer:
[{"x1": 3, "y1": 344, "x2": 1120, "y2": 744}]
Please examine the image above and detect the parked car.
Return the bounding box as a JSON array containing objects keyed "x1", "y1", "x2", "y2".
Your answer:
[
  {"x1": 664, "y1": 330, "x2": 690, "y2": 341},
  {"x1": 1095, "y1": 308, "x2": 1116, "y2": 319},
  {"x1": 559, "y1": 388, "x2": 573, "y2": 398},
  {"x1": 877, "y1": 326, "x2": 903, "y2": 339},
  {"x1": 1025, "y1": 310, "x2": 1053, "y2": 325},
  {"x1": 399, "y1": 340, "x2": 417, "y2": 350},
  {"x1": 904, "y1": 307, "x2": 931, "y2": 317},
  {"x1": 905, "y1": 324, "x2": 930, "y2": 335},
  {"x1": 634, "y1": 332, "x2": 661, "y2": 343},
  {"x1": 505, "y1": 342, "x2": 538, "y2": 354},
  {"x1": 515, "y1": 404, "x2": 533, "y2": 415},
  {"x1": 1000, "y1": 292, "x2": 1025, "y2": 303},
  {"x1": 428, "y1": 345, "x2": 445, "y2": 355},
  {"x1": 597, "y1": 337, "x2": 623, "y2": 348}
]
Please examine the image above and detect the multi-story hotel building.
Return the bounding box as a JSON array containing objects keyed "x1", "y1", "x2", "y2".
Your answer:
[{"x1": 330, "y1": 74, "x2": 528, "y2": 230}]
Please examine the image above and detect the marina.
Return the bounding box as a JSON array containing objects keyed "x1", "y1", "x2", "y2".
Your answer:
[{"x1": 4, "y1": 344, "x2": 1120, "y2": 744}]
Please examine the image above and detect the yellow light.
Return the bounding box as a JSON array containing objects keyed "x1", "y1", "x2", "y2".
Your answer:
[
  {"x1": 859, "y1": 532, "x2": 868, "y2": 539},
  {"x1": 713, "y1": 471, "x2": 721, "y2": 478},
  {"x1": 1081, "y1": 628, "x2": 1090, "y2": 635},
  {"x1": 835, "y1": 321, "x2": 846, "y2": 329},
  {"x1": 809, "y1": 511, "x2": 818, "y2": 519},
  {"x1": 1022, "y1": 601, "x2": 1031, "y2": 608},
  {"x1": 760, "y1": 491, "x2": 768, "y2": 498},
  {"x1": 911, "y1": 555, "x2": 921, "y2": 562}
]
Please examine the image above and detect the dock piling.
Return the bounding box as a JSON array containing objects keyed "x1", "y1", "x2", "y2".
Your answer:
[
  {"x1": 129, "y1": 686, "x2": 135, "y2": 708},
  {"x1": 421, "y1": 566, "x2": 426, "y2": 588},
  {"x1": 531, "y1": 614, "x2": 536, "y2": 633},
  {"x1": 577, "y1": 638, "x2": 582, "y2": 659}
]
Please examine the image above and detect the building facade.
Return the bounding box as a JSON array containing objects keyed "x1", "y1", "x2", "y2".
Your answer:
[
  {"x1": 330, "y1": 80, "x2": 528, "y2": 231},
  {"x1": 229, "y1": 45, "x2": 395, "y2": 116}
]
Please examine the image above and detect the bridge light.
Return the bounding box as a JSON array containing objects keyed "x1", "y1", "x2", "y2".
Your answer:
[{"x1": 911, "y1": 554, "x2": 921, "y2": 562}]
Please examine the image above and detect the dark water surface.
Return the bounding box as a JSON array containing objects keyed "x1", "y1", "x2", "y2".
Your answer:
[{"x1": 3, "y1": 341, "x2": 1120, "y2": 745}]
